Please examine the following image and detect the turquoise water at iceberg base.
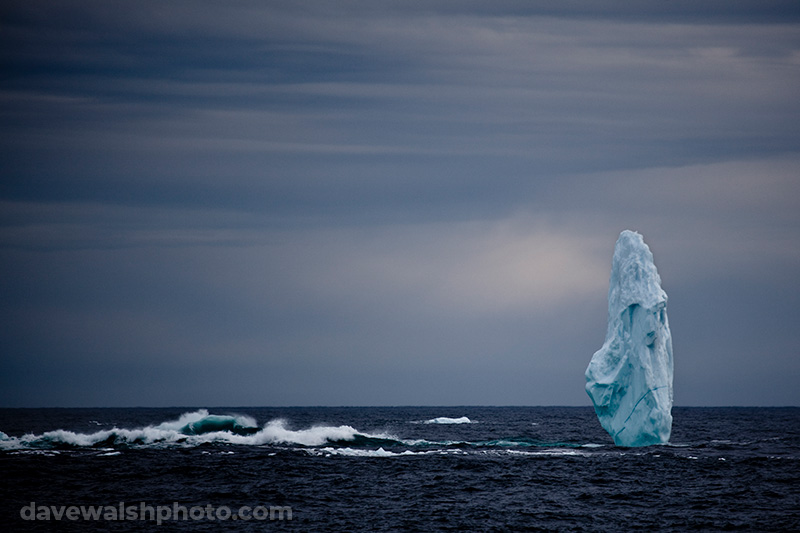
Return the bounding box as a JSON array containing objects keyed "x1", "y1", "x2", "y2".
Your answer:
[{"x1": 1, "y1": 406, "x2": 798, "y2": 531}]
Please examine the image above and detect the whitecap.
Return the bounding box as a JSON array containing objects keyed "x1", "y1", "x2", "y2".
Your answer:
[
  {"x1": 0, "y1": 411, "x2": 399, "y2": 450},
  {"x1": 220, "y1": 419, "x2": 396, "y2": 447},
  {"x1": 506, "y1": 448, "x2": 588, "y2": 457},
  {"x1": 315, "y1": 447, "x2": 420, "y2": 457}
]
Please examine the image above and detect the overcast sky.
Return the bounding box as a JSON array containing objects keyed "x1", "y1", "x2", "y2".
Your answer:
[{"x1": 1, "y1": 1, "x2": 799, "y2": 407}]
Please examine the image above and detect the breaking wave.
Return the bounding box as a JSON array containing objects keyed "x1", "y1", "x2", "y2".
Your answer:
[
  {"x1": 0, "y1": 410, "x2": 397, "y2": 450},
  {"x1": 0, "y1": 409, "x2": 611, "y2": 458}
]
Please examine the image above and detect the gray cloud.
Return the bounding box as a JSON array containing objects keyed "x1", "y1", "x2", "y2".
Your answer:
[{"x1": 1, "y1": 2, "x2": 798, "y2": 406}]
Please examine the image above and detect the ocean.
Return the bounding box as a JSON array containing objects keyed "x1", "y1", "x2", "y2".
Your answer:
[{"x1": 1, "y1": 406, "x2": 798, "y2": 531}]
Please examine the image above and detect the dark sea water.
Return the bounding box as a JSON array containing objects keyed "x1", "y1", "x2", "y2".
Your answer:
[{"x1": 1, "y1": 406, "x2": 798, "y2": 531}]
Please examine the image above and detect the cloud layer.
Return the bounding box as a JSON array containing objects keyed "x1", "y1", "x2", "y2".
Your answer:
[{"x1": 1, "y1": 1, "x2": 798, "y2": 406}]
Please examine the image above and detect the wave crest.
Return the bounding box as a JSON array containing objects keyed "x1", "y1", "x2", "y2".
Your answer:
[{"x1": 0, "y1": 410, "x2": 395, "y2": 450}]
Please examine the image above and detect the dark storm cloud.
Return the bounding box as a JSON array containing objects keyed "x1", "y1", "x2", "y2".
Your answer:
[
  {"x1": 0, "y1": 1, "x2": 798, "y2": 406},
  {"x1": 3, "y1": 0, "x2": 799, "y2": 213}
]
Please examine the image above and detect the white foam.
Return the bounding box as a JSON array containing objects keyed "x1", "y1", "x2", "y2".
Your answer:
[
  {"x1": 248, "y1": 419, "x2": 363, "y2": 446},
  {"x1": 0, "y1": 413, "x2": 393, "y2": 449},
  {"x1": 505, "y1": 448, "x2": 589, "y2": 457},
  {"x1": 9, "y1": 450, "x2": 60, "y2": 456},
  {"x1": 219, "y1": 419, "x2": 395, "y2": 447},
  {"x1": 315, "y1": 447, "x2": 421, "y2": 457},
  {"x1": 148, "y1": 418, "x2": 376, "y2": 447}
]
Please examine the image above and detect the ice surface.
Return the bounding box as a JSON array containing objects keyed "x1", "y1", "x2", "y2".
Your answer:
[
  {"x1": 424, "y1": 417, "x2": 472, "y2": 424},
  {"x1": 585, "y1": 230, "x2": 673, "y2": 447}
]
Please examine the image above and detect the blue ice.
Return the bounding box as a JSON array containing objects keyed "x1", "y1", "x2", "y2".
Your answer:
[{"x1": 585, "y1": 230, "x2": 673, "y2": 447}]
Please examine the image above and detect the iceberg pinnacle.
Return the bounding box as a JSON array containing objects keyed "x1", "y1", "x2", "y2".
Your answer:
[{"x1": 585, "y1": 230, "x2": 673, "y2": 447}]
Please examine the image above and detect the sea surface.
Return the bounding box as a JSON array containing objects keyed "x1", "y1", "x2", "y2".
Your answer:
[{"x1": 1, "y1": 406, "x2": 798, "y2": 531}]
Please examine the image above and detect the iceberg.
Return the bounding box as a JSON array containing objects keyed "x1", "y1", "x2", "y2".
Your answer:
[
  {"x1": 585, "y1": 230, "x2": 673, "y2": 447},
  {"x1": 423, "y1": 417, "x2": 472, "y2": 425}
]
